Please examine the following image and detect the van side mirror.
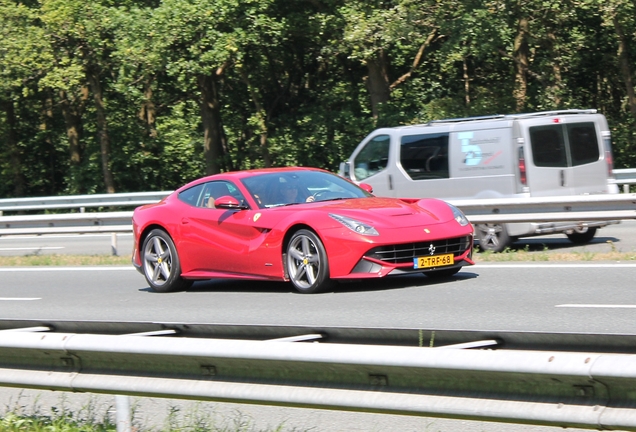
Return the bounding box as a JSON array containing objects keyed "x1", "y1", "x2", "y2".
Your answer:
[{"x1": 339, "y1": 161, "x2": 351, "y2": 178}]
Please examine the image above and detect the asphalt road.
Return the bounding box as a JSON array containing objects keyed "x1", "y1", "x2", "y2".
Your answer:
[
  {"x1": 1, "y1": 261, "x2": 635, "y2": 333},
  {"x1": 0, "y1": 220, "x2": 634, "y2": 257},
  {"x1": 0, "y1": 223, "x2": 635, "y2": 431}
]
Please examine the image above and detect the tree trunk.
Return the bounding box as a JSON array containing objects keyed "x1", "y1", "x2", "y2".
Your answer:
[
  {"x1": 390, "y1": 29, "x2": 438, "y2": 90},
  {"x1": 197, "y1": 74, "x2": 226, "y2": 175},
  {"x1": 613, "y1": 15, "x2": 636, "y2": 118},
  {"x1": 546, "y1": 31, "x2": 563, "y2": 107},
  {"x1": 463, "y1": 57, "x2": 471, "y2": 106},
  {"x1": 139, "y1": 79, "x2": 158, "y2": 139},
  {"x1": 87, "y1": 69, "x2": 116, "y2": 194},
  {"x1": 513, "y1": 16, "x2": 529, "y2": 112},
  {"x1": 240, "y1": 69, "x2": 271, "y2": 168},
  {"x1": 59, "y1": 88, "x2": 87, "y2": 193},
  {"x1": 41, "y1": 94, "x2": 56, "y2": 194},
  {"x1": 2, "y1": 100, "x2": 26, "y2": 197},
  {"x1": 366, "y1": 49, "x2": 391, "y2": 119}
]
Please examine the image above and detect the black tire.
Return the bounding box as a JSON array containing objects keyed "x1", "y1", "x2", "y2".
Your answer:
[
  {"x1": 286, "y1": 229, "x2": 331, "y2": 294},
  {"x1": 566, "y1": 227, "x2": 597, "y2": 244},
  {"x1": 425, "y1": 267, "x2": 461, "y2": 278},
  {"x1": 141, "y1": 229, "x2": 192, "y2": 293},
  {"x1": 474, "y1": 223, "x2": 511, "y2": 252}
]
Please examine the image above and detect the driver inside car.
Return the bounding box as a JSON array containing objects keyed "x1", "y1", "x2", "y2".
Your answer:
[{"x1": 278, "y1": 178, "x2": 315, "y2": 204}]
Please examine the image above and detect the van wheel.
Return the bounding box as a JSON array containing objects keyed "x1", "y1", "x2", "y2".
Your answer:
[
  {"x1": 475, "y1": 223, "x2": 511, "y2": 252},
  {"x1": 566, "y1": 227, "x2": 597, "y2": 244}
]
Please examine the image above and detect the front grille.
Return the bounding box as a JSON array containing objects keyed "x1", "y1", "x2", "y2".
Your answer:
[{"x1": 366, "y1": 236, "x2": 471, "y2": 264}]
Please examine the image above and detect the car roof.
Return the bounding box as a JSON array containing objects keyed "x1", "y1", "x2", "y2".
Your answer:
[{"x1": 175, "y1": 167, "x2": 330, "y2": 192}]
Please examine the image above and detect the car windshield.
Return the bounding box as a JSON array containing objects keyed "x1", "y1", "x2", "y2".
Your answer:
[{"x1": 242, "y1": 170, "x2": 371, "y2": 209}]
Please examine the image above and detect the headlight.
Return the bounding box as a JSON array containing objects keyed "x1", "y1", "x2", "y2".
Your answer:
[
  {"x1": 329, "y1": 214, "x2": 379, "y2": 236},
  {"x1": 448, "y1": 204, "x2": 470, "y2": 226}
]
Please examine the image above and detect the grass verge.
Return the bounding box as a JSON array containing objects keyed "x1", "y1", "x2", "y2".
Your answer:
[
  {"x1": 0, "y1": 394, "x2": 307, "y2": 432},
  {"x1": 0, "y1": 254, "x2": 132, "y2": 267},
  {"x1": 475, "y1": 242, "x2": 636, "y2": 262},
  {"x1": 2, "y1": 249, "x2": 636, "y2": 268}
]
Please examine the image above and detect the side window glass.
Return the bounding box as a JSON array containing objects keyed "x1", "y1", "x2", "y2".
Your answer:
[
  {"x1": 353, "y1": 135, "x2": 390, "y2": 181},
  {"x1": 567, "y1": 123, "x2": 599, "y2": 166},
  {"x1": 177, "y1": 183, "x2": 205, "y2": 207},
  {"x1": 529, "y1": 125, "x2": 567, "y2": 167},
  {"x1": 400, "y1": 133, "x2": 449, "y2": 180}
]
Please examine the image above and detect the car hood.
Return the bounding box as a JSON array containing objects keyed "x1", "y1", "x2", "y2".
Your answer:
[
  {"x1": 263, "y1": 197, "x2": 453, "y2": 229},
  {"x1": 322, "y1": 197, "x2": 446, "y2": 226}
]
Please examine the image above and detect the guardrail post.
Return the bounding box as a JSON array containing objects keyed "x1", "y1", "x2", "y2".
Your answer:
[
  {"x1": 115, "y1": 395, "x2": 132, "y2": 432},
  {"x1": 111, "y1": 233, "x2": 118, "y2": 256},
  {"x1": 624, "y1": 184, "x2": 630, "y2": 193}
]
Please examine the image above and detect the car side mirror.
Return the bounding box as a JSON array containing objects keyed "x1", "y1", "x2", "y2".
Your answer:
[
  {"x1": 359, "y1": 183, "x2": 374, "y2": 194},
  {"x1": 214, "y1": 195, "x2": 248, "y2": 210}
]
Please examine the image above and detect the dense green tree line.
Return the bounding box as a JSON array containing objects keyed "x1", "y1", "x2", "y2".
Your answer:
[{"x1": 1, "y1": 0, "x2": 636, "y2": 197}]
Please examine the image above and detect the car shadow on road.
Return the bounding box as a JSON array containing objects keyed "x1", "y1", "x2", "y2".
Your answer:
[
  {"x1": 139, "y1": 270, "x2": 480, "y2": 295},
  {"x1": 332, "y1": 271, "x2": 479, "y2": 294},
  {"x1": 496, "y1": 235, "x2": 620, "y2": 252}
]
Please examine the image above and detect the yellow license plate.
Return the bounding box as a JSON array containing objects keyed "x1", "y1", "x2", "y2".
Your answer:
[{"x1": 413, "y1": 253, "x2": 454, "y2": 269}]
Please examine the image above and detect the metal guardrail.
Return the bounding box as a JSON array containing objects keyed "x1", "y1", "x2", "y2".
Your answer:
[
  {"x1": 0, "y1": 185, "x2": 635, "y2": 241},
  {"x1": 448, "y1": 193, "x2": 636, "y2": 223},
  {"x1": 0, "y1": 191, "x2": 171, "y2": 213},
  {"x1": 0, "y1": 320, "x2": 634, "y2": 430},
  {"x1": 0, "y1": 211, "x2": 133, "y2": 235},
  {"x1": 0, "y1": 167, "x2": 632, "y2": 214},
  {"x1": 613, "y1": 168, "x2": 636, "y2": 190},
  {"x1": 3, "y1": 195, "x2": 636, "y2": 233}
]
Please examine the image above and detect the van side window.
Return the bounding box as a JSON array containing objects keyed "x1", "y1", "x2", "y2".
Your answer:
[
  {"x1": 353, "y1": 135, "x2": 390, "y2": 181},
  {"x1": 399, "y1": 133, "x2": 450, "y2": 180},
  {"x1": 568, "y1": 123, "x2": 599, "y2": 166},
  {"x1": 529, "y1": 125, "x2": 567, "y2": 167}
]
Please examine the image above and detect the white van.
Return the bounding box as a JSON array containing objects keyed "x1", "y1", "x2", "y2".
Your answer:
[{"x1": 339, "y1": 109, "x2": 619, "y2": 251}]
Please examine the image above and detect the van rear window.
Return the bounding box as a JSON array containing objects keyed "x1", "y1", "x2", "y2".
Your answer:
[
  {"x1": 529, "y1": 126, "x2": 567, "y2": 167},
  {"x1": 530, "y1": 122, "x2": 599, "y2": 167},
  {"x1": 568, "y1": 123, "x2": 600, "y2": 166},
  {"x1": 400, "y1": 133, "x2": 450, "y2": 180}
]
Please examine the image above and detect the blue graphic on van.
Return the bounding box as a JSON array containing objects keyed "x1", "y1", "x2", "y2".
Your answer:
[{"x1": 459, "y1": 132, "x2": 482, "y2": 165}]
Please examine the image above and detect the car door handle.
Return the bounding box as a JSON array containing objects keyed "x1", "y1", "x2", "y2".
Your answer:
[
  {"x1": 181, "y1": 218, "x2": 189, "y2": 225},
  {"x1": 560, "y1": 170, "x2": 565, "y2": 187}
]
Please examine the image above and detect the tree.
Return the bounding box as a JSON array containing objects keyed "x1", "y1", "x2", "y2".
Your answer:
[
  {"x1": 338, "y1": 0, "x2": 441, "y2": 119},
  {"x1": 0, "y1": 0, "x2": 55, "y2": 197},
  {"x1": 39, "y1": 0, "x2": 119, "y2": 193}
]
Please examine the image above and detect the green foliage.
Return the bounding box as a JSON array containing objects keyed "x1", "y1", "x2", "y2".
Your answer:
[{"x1": 1, "y1": 0, "x2": 636, "y2": 197}]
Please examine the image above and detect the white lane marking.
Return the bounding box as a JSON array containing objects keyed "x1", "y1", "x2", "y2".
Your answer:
[
  {"x1": 0, "y1": 298, "x2": 41, "y2": 301},
  {"x1": 0, "y1": 234, "x2": 132, "y2": 240},
  {"x1": 477, "y1": 263, "x2": 636, "y2": 268},
  {"x1": 0, "y1": 266, "x2": 133, "y2": 272},
  {"x1": 0, "y1": 247, "x2": 64, "y2": 251},
  {"x1": 556, "y1": 304, "x2": 636, "y2": 309}
]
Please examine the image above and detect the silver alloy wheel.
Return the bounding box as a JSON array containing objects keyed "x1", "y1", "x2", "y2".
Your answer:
[
  {"x1": 143, "y1": 235, "x2": 173, "y2": 287},
  {"x1": 287, "y1": 233, "x2": 321, "y2": 290}
]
